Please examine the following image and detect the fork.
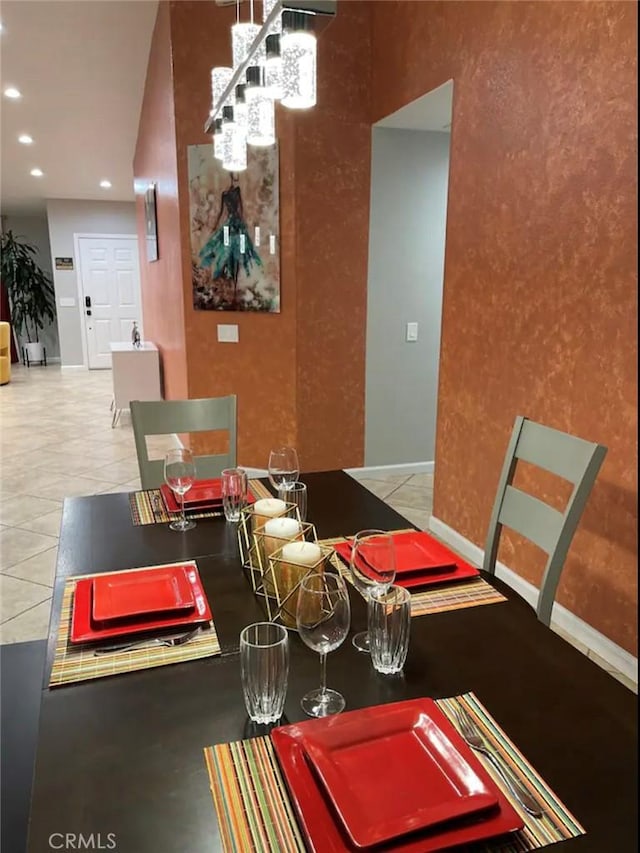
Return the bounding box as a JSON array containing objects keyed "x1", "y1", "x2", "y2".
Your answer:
[
  {"x1": 452, "y1": 705, "x2": 543, "y2": 818},
  {"x1": 93, "y1": 626, "x2": 202, "y2": 656}
]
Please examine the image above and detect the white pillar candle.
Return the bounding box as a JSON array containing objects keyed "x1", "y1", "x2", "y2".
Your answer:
[
  {"x1": 276, "y1": 541, "x2": 324, "y2": 628},
  {"x1": 262, "y1": 517, "x2": 303, "y2": 565},
  {"x1": 281, "y1": 540, "x2": 322, "y2": 566},
  {"x1": 264, "y1": 517, "x2": 301, "y2": 538},
  {"x1": 252, "y1": 497, "x2": 288, "y2": 530}
]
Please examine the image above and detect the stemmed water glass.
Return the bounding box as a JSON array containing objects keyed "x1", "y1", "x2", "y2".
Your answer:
[
  {"x1": 163, "y1": 448, "x2": 196, "y2": 532},
  {"x1": 349, "y1": 530, "x2": 396, "y2": 652},
  {"x1": 268, "y1": 446, "x2": 299, "y2": 493},
  {"x1": 296, "y1": 572, "x2": 351, "y2": 718}
]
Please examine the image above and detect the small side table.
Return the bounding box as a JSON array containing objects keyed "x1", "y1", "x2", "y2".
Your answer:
[{"x1": 109, "y1": 342, "x2": 162, "y2": 427}]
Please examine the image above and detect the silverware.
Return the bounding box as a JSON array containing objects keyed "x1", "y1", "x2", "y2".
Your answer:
[
  {"x1": 452, "y1": 705, "x2": 544, "y2": 818},
  {"x1": 93, "y1": 626, "x2": 202, "y2": 656}
]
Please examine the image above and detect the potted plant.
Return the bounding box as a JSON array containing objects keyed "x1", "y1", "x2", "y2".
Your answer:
[{"x1": 0, "y1": 229, "x2": 56, "y2": 364}]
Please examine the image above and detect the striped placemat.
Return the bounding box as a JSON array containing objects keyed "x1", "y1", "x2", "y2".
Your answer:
[
  {"x1": 49, "y1": 563, "x2": 221, "y2": 688},
  {"x1": 205, "y1": 736, "x2": 306, "y2": 853},
  {"x1": 321, "y1": 532, "x2": 507, "y2": 617},
  {"x1": 129, "y1": 479, "x2": 272, "y2": 526},
  {"x1": 204, "y1": 692, "x2": 585, "y2": 853}
]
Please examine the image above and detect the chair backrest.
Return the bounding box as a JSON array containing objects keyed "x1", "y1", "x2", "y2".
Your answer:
[
  {"x1": 130, "y1": 396, "x2": 237, "y2": 489},
  {"x1": 483, "y1": 416, "x2": 607, "y2": 626}
]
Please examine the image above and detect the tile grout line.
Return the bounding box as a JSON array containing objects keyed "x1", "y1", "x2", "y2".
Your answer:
[{"x1": 0, "y1": 591, "x2": 53, "y2": 627}]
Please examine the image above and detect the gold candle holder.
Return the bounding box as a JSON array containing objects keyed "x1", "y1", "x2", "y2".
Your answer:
[
  {"x1": 267, "y1": 543, "x2": 334, "y2": 629},
  {"x1": 237, "y1": 501, "x2": 300, "y2": 601}
]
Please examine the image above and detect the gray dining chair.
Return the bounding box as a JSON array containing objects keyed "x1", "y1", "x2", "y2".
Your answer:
[
  {"x1": 483, "y1": 416, "x2": 607, "y2": 626},
  {"x1": 130, "y1": 396, "x2": 237, "y2": 489}
]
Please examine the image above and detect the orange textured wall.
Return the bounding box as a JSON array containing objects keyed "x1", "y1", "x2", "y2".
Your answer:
[
  {"x1": 167, "y1": 0, "x2": 370, "y2": 471},
  {"x1": 170, "y1": 0, "x2": 297, "y2": 467},
  {"x1": 294, "y1": 1, "x2": 371, "y2": 471},
  {"x1": 134, "y1": 2, "x2": 188, "y2": 400},
  {"x1": 371, "y1": 1, "x2": 637, "y2": 653}
]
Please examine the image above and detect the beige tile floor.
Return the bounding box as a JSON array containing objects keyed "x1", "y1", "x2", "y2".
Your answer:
[
  {"x1": 0, "y1": 365, "x2": 635, "y2": 692},
  {"x1": 0, "y1": 364, "x2": 173, "y2": 644}
]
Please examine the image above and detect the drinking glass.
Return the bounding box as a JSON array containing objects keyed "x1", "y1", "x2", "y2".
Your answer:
[
  {"x1": 163, "y1": 448, "x2": 196, "y2": 532},
  {"x1": 221, "y1": 467, "x2": 248, "y2": 522},
  {"x1": 278, "y1": 481, "x2": 307, "y2": 521},
  {"x1": 296, "y1": 572, "x2": 351, "y2": 717},
  {"x1": 369, "y1": 585, "x2": 411, "y2": 674},
  {"x1": 349, "y1": 530, "x2": 396, "y2": 653},
  {"x1": 268, "y1": 446, "x2": 299, "y2": 492},
  {"x1": 240, "y1": 622, "x2": 289, "y2": 724}
]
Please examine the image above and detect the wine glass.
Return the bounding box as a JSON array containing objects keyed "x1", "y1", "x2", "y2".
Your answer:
[
  {"x1": 163, "y1": 448, "x2": 196, "y2": 532},
  {"x1": 268, "y1": 446, "x2": 299, "y2": 493},
  {"x1": 349, "y1": 530, "x2": 396, "y2": 653},
  {"x1": 296, "y1": 572, "x2": 351, "y2": 718}
]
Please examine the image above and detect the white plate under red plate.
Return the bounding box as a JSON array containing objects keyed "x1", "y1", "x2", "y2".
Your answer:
[
  {"x1": 271, "y1": 699, "x2": 523, "y2": 852},
  {"x1": 92, "y1": 564, "x2": 195, "y2": 622},
  {"x1": 70, "y1": 564, "x2": 211, "y2": 644}
]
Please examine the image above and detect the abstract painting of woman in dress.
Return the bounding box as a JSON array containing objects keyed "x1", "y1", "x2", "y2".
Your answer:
[{"x1": 188, "y1": 144, "x2": 280, "y2": 313}]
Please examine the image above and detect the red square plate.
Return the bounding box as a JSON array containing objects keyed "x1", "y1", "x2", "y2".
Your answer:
[
  {"x1": 271, "y1": 700, "x2": 524, "y2": 852},
  {"x1": 160, "y1": 481, "x2": 256, "y2": 513},
  {"x1": 92, "y1": 565, "x2": 195, "y2": 622},
  {"x1": 333, "y1": 536, "x2": 479, "y2": 590},
  {"x1": 298, "y1": 699, "x2": 498, "y2": 847},
  {"x1": 70, "y1": 564, "x2": 212, "y2": 644},
  {"x1": 334, "y1": 532, "x2": 457, "y2": 577}
]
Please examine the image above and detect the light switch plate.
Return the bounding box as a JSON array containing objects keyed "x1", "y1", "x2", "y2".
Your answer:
[
  {"x1": 217, "y1": 324, "x2": 239, "y2": 343},
  {"x1": 59, "y1": 297, "x2": 75, "y2": 307},
  {"x1": 406, "y1": 322, "x2": 419, "y2": 342}
]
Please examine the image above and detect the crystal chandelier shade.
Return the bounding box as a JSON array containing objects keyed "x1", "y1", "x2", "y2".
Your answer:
[
  {"x1": 232, "y1": 22, "x2": 265, "y2": 76},
  {"x1": 222, "y1": 106, "x2": 247, "y2": 172},
  {"x1": 247, "y1": 95, "x2": 275, "y2": 147},
  {"x1": 265, "y1": 34, "x2": 283, "y2": 100},
  {"x1": 209, "y1": 5, "x2": 322, "y2": 168},
  {"x1": 280, "y1": 12, "x2": 317, "y2": 109},
  {"x1": 213, "y1": 119, "x2": 225, "y2": 160},
  {"x1": 211, "y1": 66, "x2": 235, "y2": 112},
  {"x1": 262, "y1": 0, "x2": 282, "y2": 34}
]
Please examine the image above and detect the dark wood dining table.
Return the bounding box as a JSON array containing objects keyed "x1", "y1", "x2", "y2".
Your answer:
[{"x1": 26, "y1": 471, "x2": 637, "y2": 852}]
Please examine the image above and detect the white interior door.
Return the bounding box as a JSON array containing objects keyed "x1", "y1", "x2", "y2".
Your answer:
[{"x1": 78, "y1": 236, "x2": 142, "y2": 369}]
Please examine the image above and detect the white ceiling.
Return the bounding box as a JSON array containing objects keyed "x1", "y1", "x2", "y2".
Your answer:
[
  {"x1": 376, "y1": 80, "x2": 453, "y2": 132},
  {"x1": 0, "y1": 0, "x2": 158, "y2": 215}
]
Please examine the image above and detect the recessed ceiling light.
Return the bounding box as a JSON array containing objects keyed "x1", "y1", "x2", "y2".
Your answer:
[
  {"x1": 4, "y1": 87, "x2": 22, "y2": 99},
  {"x1": 30, "y1": 168, "x2": 44, "y2": 177},
  {"x1": 18, "y1": 134, "x2": 34, "y2": 145},
  {"x1": 100, "y1": 180, "x2": 112, "y2": 189}
]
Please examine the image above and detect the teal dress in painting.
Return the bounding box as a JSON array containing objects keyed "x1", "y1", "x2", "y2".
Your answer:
[{"x1": 199, "y1": 185, "x2": 262, "y2": 281}]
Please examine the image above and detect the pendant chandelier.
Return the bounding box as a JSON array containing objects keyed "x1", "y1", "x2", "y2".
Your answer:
[{"x1": 206, "y1": 1, "x2": 336, "y2": 171}]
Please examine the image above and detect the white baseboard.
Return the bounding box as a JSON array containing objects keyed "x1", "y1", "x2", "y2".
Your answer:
[
  {"x1": 345, "y1": 461, "x2": 434, "y2": 478},
  {"x1": 429, "y1": 515, "x2": 638, "y2": 685},
  {"x1": 61, "y1": 364, "x2": 88, "y2": 371}
]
